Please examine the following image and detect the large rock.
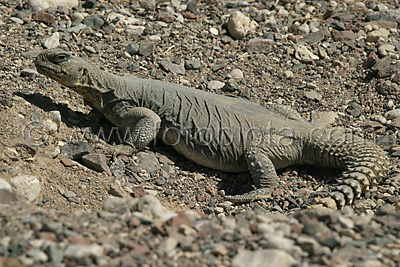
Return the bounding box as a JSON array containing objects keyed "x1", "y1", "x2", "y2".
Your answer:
[
  {"x1": 28, "y1": 0, "x2": 78, "y2": 10},
  {"x1": 11, "y1": 175, "x2": 41, "y2": 202},
  {"x1": 227, "y1": 11, "x2": 257, "y2": 40}
]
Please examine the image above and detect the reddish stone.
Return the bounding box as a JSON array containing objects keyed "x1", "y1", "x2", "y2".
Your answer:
[
  {"x1": 363, "y1": 20, "x2": 398, "y2": 29},
  {"x1": 82, "y1": 153, "x2": 112, "y2": 175},
  {"x1": 247, "y1": 38, "x2": 273, "y2": 53},
  {"x1": 183, "y1": 12, "x2": 197, "y2": 19},
  {"x1": 32, "y1": 12, "x2": 55, "y2": 24},
  {"x1": 68, "y1": 235, "x2": 91, "y2": 245},
  {"x1": 166, "y1": 212, "x2": 192, "y2": 228},
  {"x1": 60, "y1": 158, "x2": 77, "y2": 167},
  {"x1": 129, "y1": 243, "x2": 151, "y2": 255},
  {"x1": 360, "y1": 120, "x2": 384, "y2": 129},
  {"x1": 131, "y1": 186, "x2": 146, "y2": 198},
  {"x1": 333, "y1": 30, "x2": 355, "y2": 42},
  {"x1": 196, "y1": 195, "x2": 206, "y2": 202},
  {"x1": 337, "y1": 69, "x2": 347, "y2": 77}
]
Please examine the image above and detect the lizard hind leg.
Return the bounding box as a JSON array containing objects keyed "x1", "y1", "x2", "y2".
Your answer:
[{"x1": 224, "y1": 146, "x2": 278, "y2": 203}]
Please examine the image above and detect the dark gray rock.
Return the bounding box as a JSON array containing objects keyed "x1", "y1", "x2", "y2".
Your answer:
[
  {"x1": 346, "y1": 102, "x2": 363, "y2": 117},
  {"x1": 160, "y1": 60, "x2": 185, "y2": 75},
  {"x1": 138, "y1": 40, "x2": 155, "y2": 57},
  {"x1": 184, "y1": 60, "x2": 201, "y2": 70},
  {"x1": 60, "y1": 141, "x2": 92, "y2": 160},
  {"x1": 330, "y1": 22, "x2": 346, "y2": 31},
  {"x1": 137, "y1": 152, "x2": 161, "y2": 173},
  {"x1": 222, "y1": 79, "x2": 239, "y2": 92},
  {"x1": 300, "y1": 31, "x2": 324, "y2": 44},
  {"x1": 155, "y1": 176, "x2": 167, "y2": 186},
  {"x1": 83, "y1": 16, "x2": 104, "y2": 30},
  {"x1": 125, "y1": 42, "x2": 139, "y2": 56},
  {"x1": 366, "y1": 9, "x2": 400, "y2": 23},
  {"x1": 372, "y1": 55, "x2": 398, "y2": 78},
  {"x1": 82, "y1": 0, "x2": 97, "y2": 9}
]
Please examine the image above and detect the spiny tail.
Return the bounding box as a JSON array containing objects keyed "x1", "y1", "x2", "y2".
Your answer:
[{"x1": 305, "y1": 129, "x2": 390, "y2": 209}]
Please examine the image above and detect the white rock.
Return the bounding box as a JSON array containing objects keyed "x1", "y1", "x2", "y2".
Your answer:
[
  {"x1": 64, "y1": 244, "x2": 104, "y2": 260},
  {"x1": 4, "y1": 148, "x2": 19, "y2": 161},
  {"x1": 263, "y1": 235, "x2": 295, "y2": 252},
  {"x1": 176, "y1": 14, "x2": 184, "y2": 23},
  {"x1": 135, "y1": 195, "x2": 177, "y2": 222},
  {"x1": 282, "y1": 70, "x2": 294, "y2": 79},
  {"x1": 256, "y1": 223, "x2": 275, "y2": 235},
  {"x1": 43, "y1": 32, "x2": 60, "y2": 49},
  {"x1": 28, "y1": 0, "x2": 78, "y2": 9},
  {"x1": 11, "y1": 175, "x2": 41, "y2": 202},
  {"x1": 207, "y1": 80, "x2": 225, "y2": 90},
  {"x1": 209, "y1": 27, "x2": 219, "y2": 36},
  {"x1": 42, "y1": 119, "x2": 58, "y2": 135},
  {"x1": 230, "y1": 68, "x2": 244, "y2": 79},
  {"x1": 49, "y1": 111, "x2": 62, "y2": 129},
  {"x1": 0, "y1": 178, "x2": 12, "y2": 192},
  {"x1": 299, "y1": 23, "x2": 310, "y2": 35},
  {"x1": 9, "y1": 17, "x2": 24, "y2": 25},
  {"x1": 294, "y1": 45, "x2": 319, "y2": 62},
  {"x1": 227, "y1": 11, "x2": 257, "y2": 40},
  {"x1": 70, "y1": 12, "x2": 86, "y2": 21},
  {"x1": 304, "y1": 90, "x2": 322, "y2": 101},
  {"x1": 125, "y1": 25, "x2": 146, "y2": 35},
  {"x1": 27, "y1": 249, "x2": 48, "y2": 263}
]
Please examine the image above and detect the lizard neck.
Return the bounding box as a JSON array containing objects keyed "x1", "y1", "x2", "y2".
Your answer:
[{"x1": 71, "y1": 67, "x2": 123, "y2": 110}]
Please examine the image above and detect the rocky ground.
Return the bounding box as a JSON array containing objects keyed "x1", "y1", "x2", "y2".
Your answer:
[{"x1": 0, "y1": 0, "x2": 399, "y2": 266}]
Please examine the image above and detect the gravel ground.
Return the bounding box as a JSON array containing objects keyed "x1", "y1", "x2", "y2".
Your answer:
[{"x1": 0, "y1": 0, "x2": 399, "y2": 266}]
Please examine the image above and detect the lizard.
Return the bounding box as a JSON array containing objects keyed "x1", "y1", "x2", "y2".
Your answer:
[{"x1": 34, "y1": 48, "x2": 390, "y2": 209}]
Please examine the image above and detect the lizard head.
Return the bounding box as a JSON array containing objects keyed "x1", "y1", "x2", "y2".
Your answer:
[{"x1": 35, "y1": 48, "x2": 100, "y2": 89}]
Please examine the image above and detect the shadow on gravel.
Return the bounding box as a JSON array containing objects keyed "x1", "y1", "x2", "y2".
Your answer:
[{"x1": 17, "y1": 92, "x2": 90, "y2": 128}]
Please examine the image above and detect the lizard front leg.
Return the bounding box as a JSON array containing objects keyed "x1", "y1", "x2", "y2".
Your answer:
[
  {"x1": 111, "y1": 107, "x2": 161, "y2": 159},
  {"x1": 224, "y1": 145, "x2": 278, "y2": 203}
]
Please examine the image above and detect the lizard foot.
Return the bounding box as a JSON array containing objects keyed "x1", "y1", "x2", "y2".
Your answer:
[
  {"x1": 112, "y1": 144, "x2": 136, "y2": 160},
  {"x1": 90, "y1": 141, "x2": 136, "y2": 160},
  {"x1": 224, "y1": 188, "x2": 273, "y2": 203}
]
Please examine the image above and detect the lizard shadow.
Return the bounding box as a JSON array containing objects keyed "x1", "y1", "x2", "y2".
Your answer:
[
  {"x1": 153, "y1": 140, "x2": 341, "y2": 204},
  {"x1": 17, "y1": 92, "x2": 91, "y2": 128},
  {"x1": 17, "y1": 92, "x2": 118, "y2": 133},
  {"x1": 150, "y1": 142, "x2": 339, "y2": 200}
]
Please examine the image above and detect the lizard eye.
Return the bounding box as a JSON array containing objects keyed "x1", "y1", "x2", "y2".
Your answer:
[{"x1": 52, "y1": 53, "x2": 70, "y2": 63}]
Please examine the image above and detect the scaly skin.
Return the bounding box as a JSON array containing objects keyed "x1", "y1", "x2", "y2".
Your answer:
[{"x1": 34, "y1": 49, "x2": 390, "y2": 208}]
